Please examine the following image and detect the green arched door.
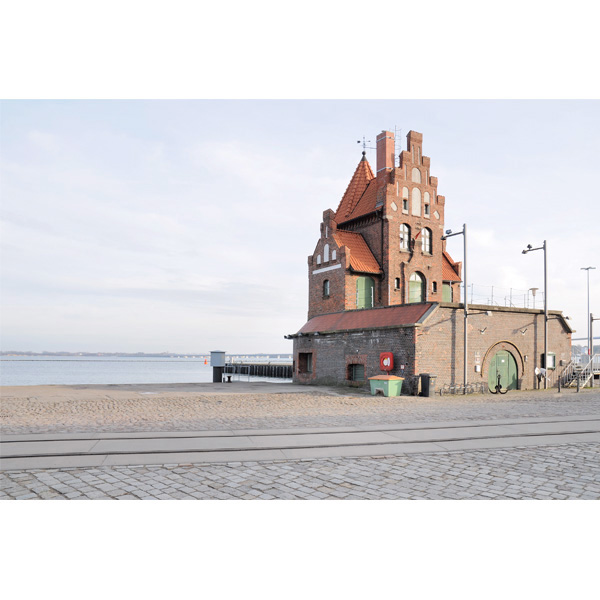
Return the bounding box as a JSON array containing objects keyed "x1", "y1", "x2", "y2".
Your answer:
[{"x1": 488, "y1": 350, "x2": 518, "y2": 391}]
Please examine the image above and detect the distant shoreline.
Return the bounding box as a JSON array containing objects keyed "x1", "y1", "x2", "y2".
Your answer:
[{"x1": 1, "y1": 352, "x2": 293, "y2": 359}]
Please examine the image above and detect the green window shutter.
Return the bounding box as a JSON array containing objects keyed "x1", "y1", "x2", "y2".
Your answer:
[
  {"x1": 356, "y1": 277, "x2": 374, "y2": 309},
  {"x1": 442, "y1": 283, "x2": 452, "y2": 302}
]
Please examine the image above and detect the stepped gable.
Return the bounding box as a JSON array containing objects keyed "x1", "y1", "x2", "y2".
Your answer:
[
  {"x1": 332, "y1": 230, "x2": 381, "y2": 274},
  {"x1": 334, "y1": 154, "x2": 375, "y2": 222},
  {"x1": 442, "y1": 251, "x2": 461, "y2": 282},
  {"x1": 298, "y1": 303, "x2": 434, "y2": 334}
]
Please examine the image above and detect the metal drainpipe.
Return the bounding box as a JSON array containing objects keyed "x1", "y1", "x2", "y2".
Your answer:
[{"x1": 381, "y1": 211, "x2": 385, "y2": 305}]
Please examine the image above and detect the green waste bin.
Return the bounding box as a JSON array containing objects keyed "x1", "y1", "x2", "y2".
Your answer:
[{"x1": 368, "y1": 375, "x2": 404, "y2": 397}]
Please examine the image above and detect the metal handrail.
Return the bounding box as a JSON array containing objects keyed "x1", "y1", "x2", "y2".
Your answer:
[
  {"x1": 554, "y1": 360, "x2": 575, "y2": 388},
  {"x1": 577, "y1": 354, "x2": 598, "y2": 388}
]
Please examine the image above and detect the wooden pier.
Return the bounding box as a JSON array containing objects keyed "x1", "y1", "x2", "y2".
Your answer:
[{"x1": 223, "y1": 363, "x2": 293, "y2": 380}]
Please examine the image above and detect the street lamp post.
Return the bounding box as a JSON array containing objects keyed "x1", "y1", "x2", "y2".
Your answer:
[
  {"x1": 522, "y1": 241, "x2": 548, "y2": 389},
  {"x1": 591, "y1": 314, "x2": 599, "y2": 388},
  {"x1": 442, "y1": 224, "x2": 467, "y2": 393},
  {"x1": 581, "y1": 267, "x2": 596, "y2": 356}
]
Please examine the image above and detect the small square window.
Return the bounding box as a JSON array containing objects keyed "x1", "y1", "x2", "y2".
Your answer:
[
  {"x1": 348, "y1": 363, "x2": 365, "y2": 381},
  {"x1": 298, "y1": 353, "x2": 313, "y2": 374}
]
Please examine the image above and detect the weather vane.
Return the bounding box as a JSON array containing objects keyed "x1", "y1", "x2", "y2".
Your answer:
[{"x1": 357, "y1": 136, "x2": 375, "y2": 152}]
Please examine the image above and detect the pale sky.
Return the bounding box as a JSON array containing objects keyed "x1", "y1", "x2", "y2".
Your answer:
[{"x1": 1, "y1": 100, "x2": 599, "y2": 353}]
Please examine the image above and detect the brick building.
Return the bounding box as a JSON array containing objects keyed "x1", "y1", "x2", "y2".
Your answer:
[{"x1": 288, "y1": 129, "x2": 572, "y2": 391}]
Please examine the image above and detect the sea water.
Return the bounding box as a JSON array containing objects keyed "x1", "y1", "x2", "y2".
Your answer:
[{"x1": 0, "y1": 356, "x2": 291, "y2": 386}]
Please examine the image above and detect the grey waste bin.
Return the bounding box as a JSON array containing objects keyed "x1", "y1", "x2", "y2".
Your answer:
[{"x1": 420, "y1": 373, "x2": 437, "y2": 397}]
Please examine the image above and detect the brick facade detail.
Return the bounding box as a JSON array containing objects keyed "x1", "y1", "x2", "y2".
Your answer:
[
  {"x1": 291, "y1": 127, "x2": 572, "y2": 393},
  {"x1": 293, "y1": 304, "x2": 571, "y2": 391}
]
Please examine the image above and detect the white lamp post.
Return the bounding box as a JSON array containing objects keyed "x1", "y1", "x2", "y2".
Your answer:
[
  {"x1": 522, "y1": 241, "x2": 548, "y2": 388},
  {"x1": 581, "y1": 267, "x2": 596, "y2": 356},
  {"x1": 442, "y1": 224, "x2": 467, "y2": 393}
]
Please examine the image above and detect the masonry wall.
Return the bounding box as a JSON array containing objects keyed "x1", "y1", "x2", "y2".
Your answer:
[
  {"x1": 294, "y1": 327, "x2": 417, "y2": 386},
  {"x1": 416, "y1": 305, "x2": 572, "y2": 389},
  {"x1": 293, "y1": 304, "x2": 571, "y2": 391}
]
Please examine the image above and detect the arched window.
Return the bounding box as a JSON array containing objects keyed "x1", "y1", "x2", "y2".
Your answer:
[
  {"x1": 323, "y1": 279, "x2": 330, "y2": 297},
  {"x1": 399, "y1": 224, "x2": 410, "y2": 250},
  {"x1": 412, "y1": 168, "x2": 421, "y2": 183},
  {"x1": 409, "y1": 272, "x2": 426, "y2": 303},
  {"x1": 402, "y1": 187, "x2": 409, "y2": 212},
  {"x1": 324, "y1": 244, "x2": 330, "y2": 262},
  {"x1": 421, "y1": 228, "x2": 431, "y2": 254},
  {"x1": 331, "y1": 249, "x2": 337, "y2": 261},
  {"x1": 317, "y1": 255, "x2": 322, "y2": 265},
  {"x1": 412, "y1": 188, "x2": 421, "y2": 216},
  {"x1": 356, "y1": 276, "x2": 374, "y2": 309}
]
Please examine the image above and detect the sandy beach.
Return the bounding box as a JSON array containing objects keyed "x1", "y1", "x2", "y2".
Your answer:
[{"x1": 2, "y1": 382, "x2": 599, "y2": 435}]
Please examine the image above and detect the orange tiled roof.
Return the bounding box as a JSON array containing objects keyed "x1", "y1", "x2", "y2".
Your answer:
[
  {"x1": 333, "y1": 230, "x2": 381, "y2": 274},
  {"x1": 345, "y1": 179, "x2": 378, "y2": 221},
  {"x1": 442, "y1": 251, "x2": 461, "y2": 282},
  {"x1": 334, "y1": 155, "x2": 375, "y2": 221},
  {"x1": 297, "y1": 303, "x2": 435, "y2": 335}
]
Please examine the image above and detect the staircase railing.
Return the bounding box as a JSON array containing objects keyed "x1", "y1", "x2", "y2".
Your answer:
[
  {"x1": 565, "y1": 354, "x2": 598, "y2": 389},
  {"x1": 555, "y1": 360, "x2": 575, "y2": 388}
]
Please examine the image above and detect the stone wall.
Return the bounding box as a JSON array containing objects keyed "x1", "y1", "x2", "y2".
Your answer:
[
  {"x1": 417, "y1": 305, "x2": 572, "y2": 389},
  {"x1": 293, "y1": 304, "x2": 571, "y2": 391}
]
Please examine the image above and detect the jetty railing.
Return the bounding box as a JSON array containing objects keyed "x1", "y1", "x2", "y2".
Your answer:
[{"x1": 223, "y1": 362, "x2": 293, "y2": 381}]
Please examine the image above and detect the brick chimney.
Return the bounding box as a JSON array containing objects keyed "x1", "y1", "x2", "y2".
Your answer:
[{"x1": 376, "y1": 130, "x2": 394, "y2": 174}]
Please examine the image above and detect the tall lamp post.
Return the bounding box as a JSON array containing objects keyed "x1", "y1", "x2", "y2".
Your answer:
[
  {"x1": 442, "y1": 224, "x2": 467, "y2": 393},
  {"x1": 581, "y1": 267, "x2": 596, "y2": 356},
  {"x1": 522, "y1": 241, "x2": 548, "y2": 388},
  {"x1": 591, "y1": 314, "x2": 599, "y2": 389}
]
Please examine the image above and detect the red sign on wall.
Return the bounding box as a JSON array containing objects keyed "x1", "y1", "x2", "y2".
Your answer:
[{"x1": 380, "y1": 352, "x2": 394, "y2": 371}]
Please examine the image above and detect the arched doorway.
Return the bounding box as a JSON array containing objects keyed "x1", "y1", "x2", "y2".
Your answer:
[
  {"x1": 488, "y1": 350, "x2": 518, "y2": 391},
  {"x1": 408, "y1": 272, "x2": 425, "y2": 303}
]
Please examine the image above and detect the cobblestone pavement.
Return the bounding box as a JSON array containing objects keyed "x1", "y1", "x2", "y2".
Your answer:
[
  {"x1": 2, "y1": 442, "x2": 599, "y2": 500},
  {"x1": 2, "y1": 387, "x2": 599, "y2": 499},
  {"x1": 2, "y1": 387, "x2": 599, "y2": 435}
]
